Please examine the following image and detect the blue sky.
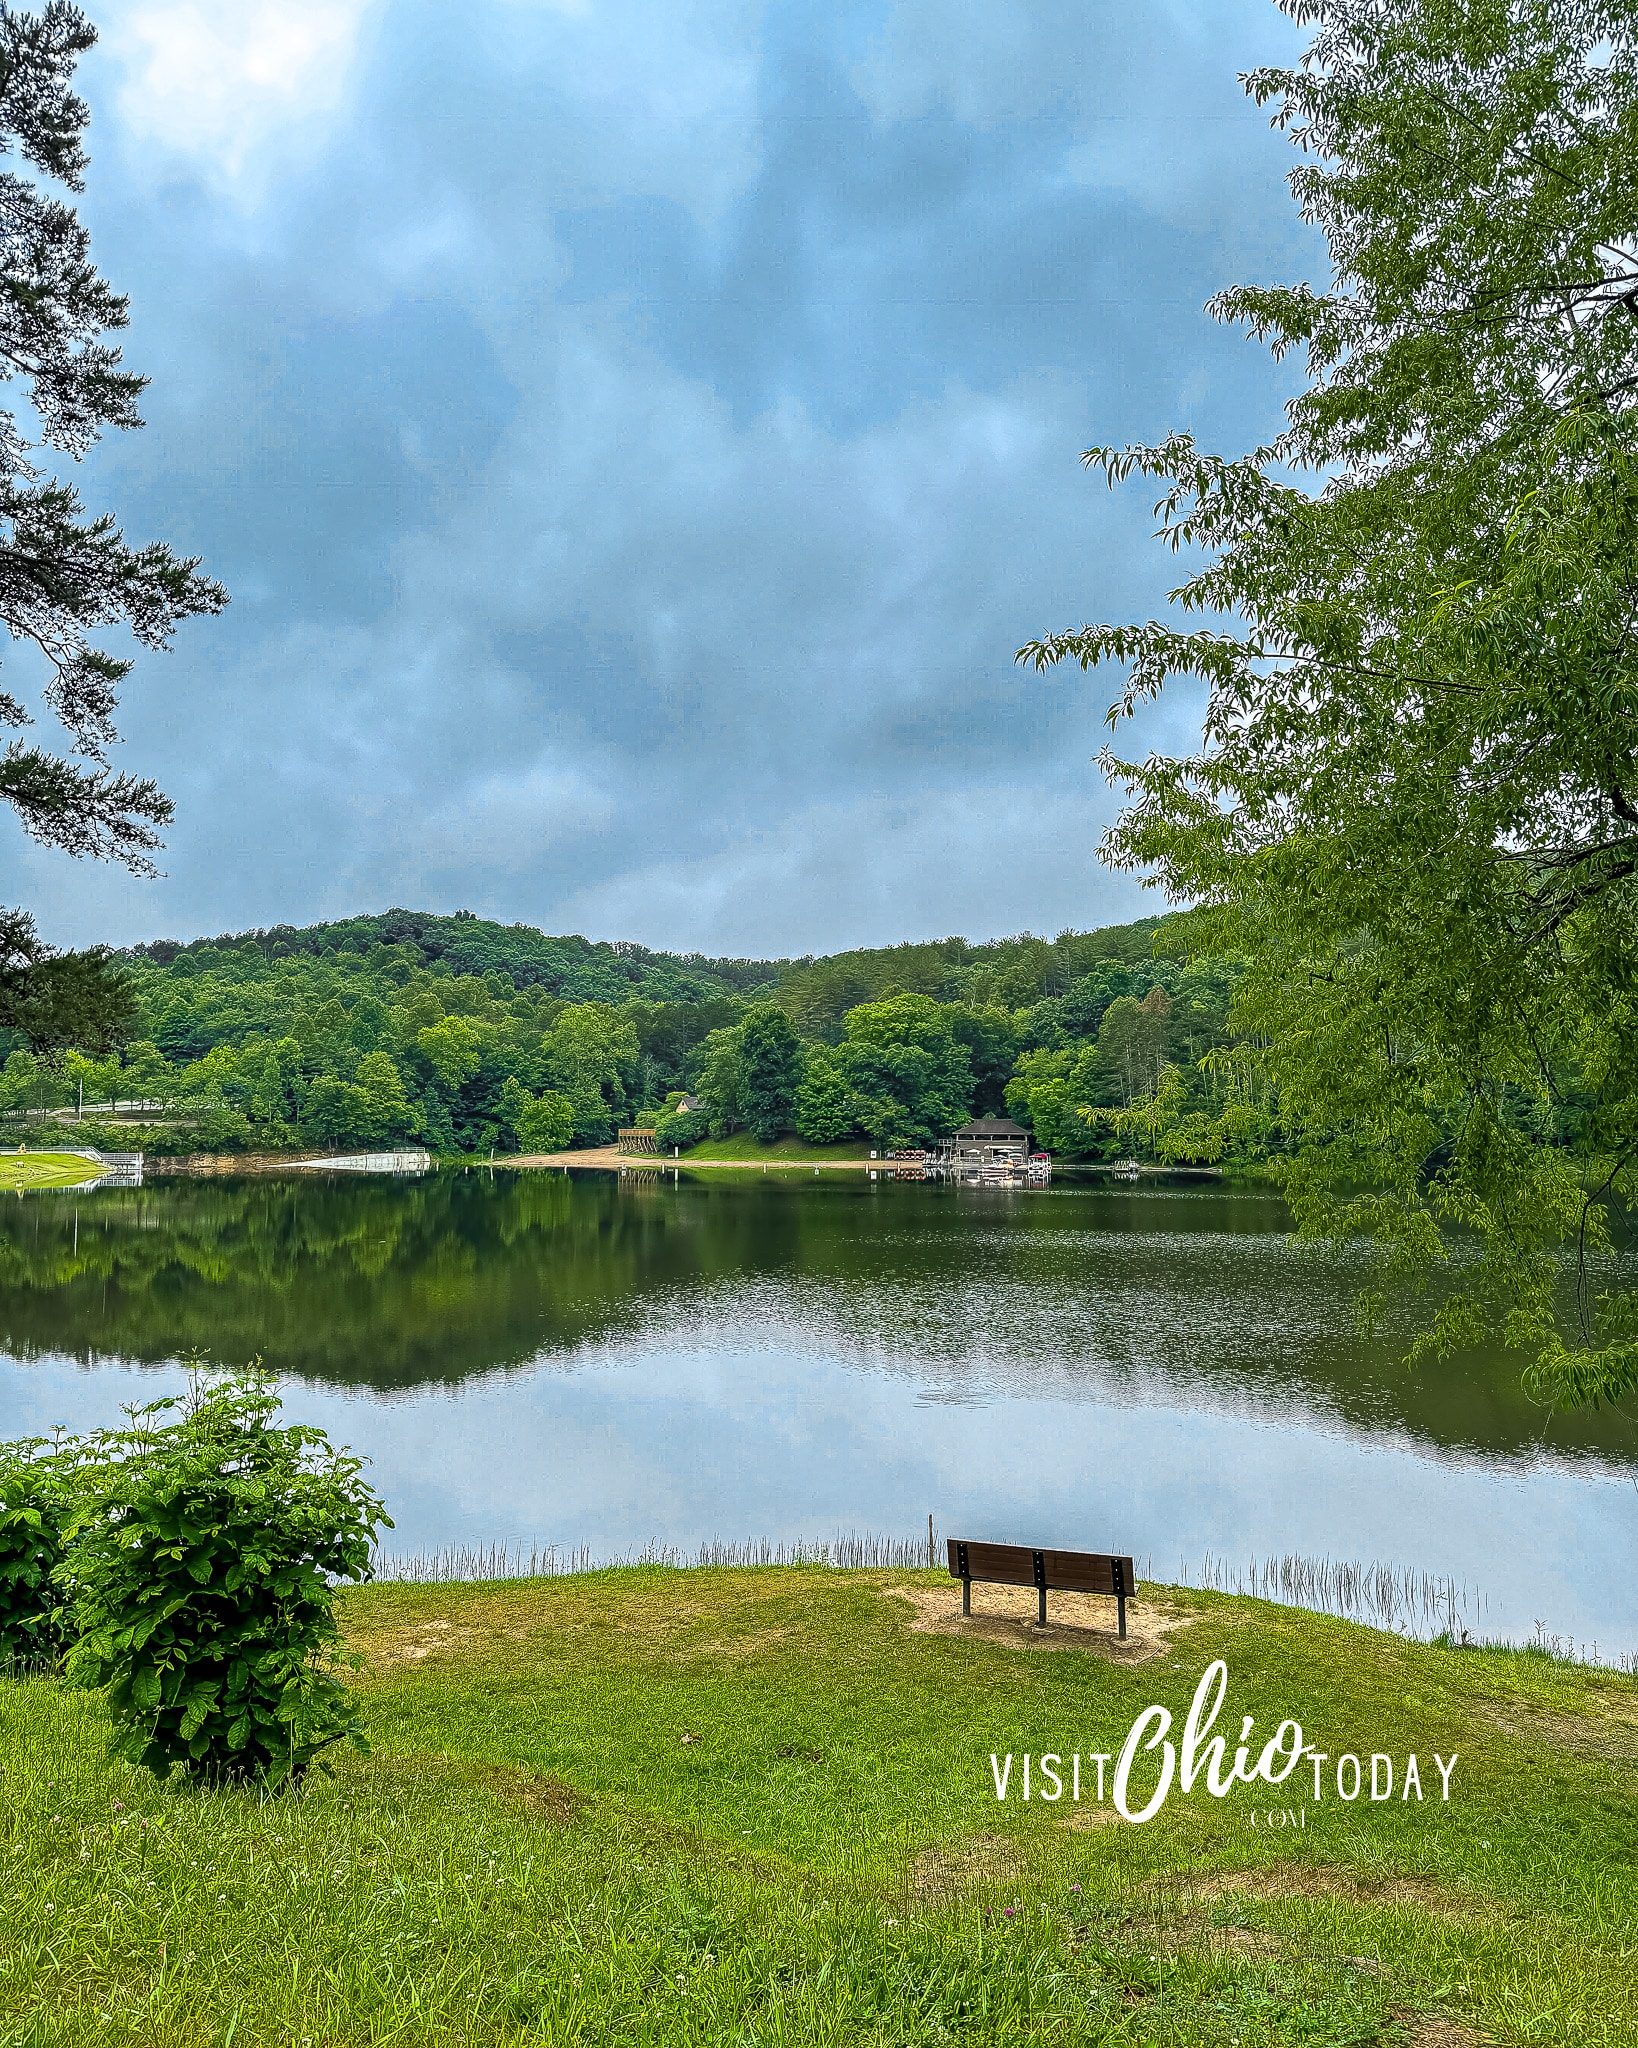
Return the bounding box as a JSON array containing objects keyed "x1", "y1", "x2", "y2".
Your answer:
[{"x1": 16, "y1": 0, "x2": 1317, "y2": 955}]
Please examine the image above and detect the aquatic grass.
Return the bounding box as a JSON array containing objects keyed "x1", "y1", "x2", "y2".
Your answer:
[
  {"x1": 1180, "y1": 1547, "x2": 1484, "y2": 1640},
  {"x1": 370, "y1": 1529, "x2": 936, "y2": 1582},
  {"x1": 1182, "y1": 1553, "x2": 1638, "y2": 1672},
  {"x1": 1436, "y1": 1618, "x2": 1638, "y2": 1679},
  {"x1": 4, "y1": 1567, "x2": 1638, "y2": 2044}
]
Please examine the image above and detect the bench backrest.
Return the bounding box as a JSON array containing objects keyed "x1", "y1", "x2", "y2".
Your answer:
[{"x1": 947, "y1": 1539, "x2": 1136, "y2": 1598}]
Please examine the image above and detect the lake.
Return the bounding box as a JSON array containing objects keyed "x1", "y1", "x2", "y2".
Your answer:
[{"x1": 0, "y1": 1167, "x2": 1633, "y2": 1655}]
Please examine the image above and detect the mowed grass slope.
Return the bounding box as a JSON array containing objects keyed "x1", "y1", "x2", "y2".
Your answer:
[{"x1": 2, "y1": 1567, "x2": 1635, "y2": 2046}]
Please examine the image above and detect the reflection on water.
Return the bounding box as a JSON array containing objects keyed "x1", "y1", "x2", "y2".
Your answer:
[
  {"x1": 0, "y1": 1170, "x2": 1633, "y2": 1649},
  {"x1": 1, "y1": 1170, "x2": 1632, "y2": 1463}
]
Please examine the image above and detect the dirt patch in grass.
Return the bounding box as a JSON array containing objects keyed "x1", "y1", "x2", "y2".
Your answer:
[
  {"x1": 889, "y1": 1582, "x2": 1194, "y2": 1663},
  {"x1": 1059, "y1": 1806, "x2": 1123, "y2": 1831},
  {"x1": 348, "y1": 1586, "x2": 721, "y2": 1675},
  {"x1": 1206, "y1": 1922, "x2": 1285, "y2": 1960},
  {"x1": 1190, "y1": 1866, "x2": 1467, "y2": 1914},
  {"x1": 1390, "y1": 2009, "x2": 1493, "y2": 2046},
  {"x1": 349, "y1": 1581, "x2": 822, "y2": 1679},
  {"x1": 912, "y1": 1833, "x2": 1021, "y2": 1898},
  {"x1": 465, "y1": 1761, "x2": 588, "y2": 1826},
  {"x1": 1474, "y1": 1697, "x2": 1638, "y2": 1766},
  {"x1": 370, "y1": 1749, "x2": 590, "y2": 1826},
  {"x1": 358, "y1": 1616, "x2": 490, "y2": 1671}
]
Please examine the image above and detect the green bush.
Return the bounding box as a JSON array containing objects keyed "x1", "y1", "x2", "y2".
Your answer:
[
  {"x1": 515, "y1": 1089, "x2": 576, "y2": 1153},
  {"x1": 0, "y1": 1437, "x2": 81, "y2": 1664},
  {"x1": 61, "y1": 1373, "x2": 390, "y2": 1785},
  {"x1": 652, "y1": 1107, "x2": 710, "y2": 1151}
]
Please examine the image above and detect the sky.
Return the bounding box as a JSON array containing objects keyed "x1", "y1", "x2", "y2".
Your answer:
[{"x1": 11, "y1": 0, "x2": 1319, "y2": 957}]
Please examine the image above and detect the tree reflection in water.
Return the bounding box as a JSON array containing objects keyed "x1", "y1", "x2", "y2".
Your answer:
[{"x1": 0, "y1": 1171, "x2": 1632, "y2": 1466}]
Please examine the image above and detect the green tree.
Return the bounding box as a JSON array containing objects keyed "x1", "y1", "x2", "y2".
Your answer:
[
  {"x1": 187, "y1": 1095, "x2": 252, "y2": 1151},
  {"x1": 733, "y1": 1005, "x2": 804, "y2": 1142},
  {"x1": 247, "y1": 1038, "x2": 303, "y2": 1141},
  {"x1": 1004, "y1": 1044, "x2": 1114, "y2": 1159},
  {"x1": 0, "y1": 915, "x2": 136, "y2": 1051},
  {"x1": 304, "y1": 1077, "x2": 365, "y2": 1147},
  {"x1": 793, "y1": 1048, "x2": 858, "y2": 1144},
  {"x1": 354, "y1": 1051, "x2": 416, "y2": 1143},
  {"x1": 513, "y1": 1088, "x2": 575, "y2": 1155},
  {"x1": 415, "y1": 1015, "x2": 485, "y2": 1093},
  {"x1": 1023, "y1": 0, "x2": 1638, "y2": 1403},
  {"x1": 541, "y1": 1005, "x2": 638, "y2": 1145},
  {"x1": 1085, "y1": 1065, "x2": 1225, "y2": 1165},
  {"x1": 947, "y1": 1004, "x2": 1020, "y2": 1115},
  {"x1": 0, "y1": 8, "x2": 224, "y2": 1039},
  {"x1": 495, "y1": 1074, "x2": 530, "y2": 1151},
  {"x1": 120, "y1": 1039, "x2": 175, "y2": 1110},
  {"x1": 0, "y1": 1047, "x2": 39, "y2": 1120},
  {"x1": 833, "y1": 994, "x2": 973, "y2": 1148},
  {"x1": 693, "y1": 1022, "x2": 746, "y2": 1134},
  {"x1": 1096, "y1": 988, "x2": 1172, "y2": 1108},
  {"x1": 64, "y1": 1047, "x2": 120, "y2": 1114},
  {"x1": 652, "y1": 1103, "x2": 711, "y2": 1151},
  {"x1": 304, "y1": 1055, "x2": 416, "y2": 1150}
]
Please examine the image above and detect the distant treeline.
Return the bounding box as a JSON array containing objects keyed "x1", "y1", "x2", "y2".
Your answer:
[{"x1": 0, "y1": 908, "x2": 1264, "y2": 1163}]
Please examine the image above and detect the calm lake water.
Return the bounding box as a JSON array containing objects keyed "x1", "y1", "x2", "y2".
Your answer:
[{"x1": 0, "y1": 1168, "x2": 1633, "y2": 1652}]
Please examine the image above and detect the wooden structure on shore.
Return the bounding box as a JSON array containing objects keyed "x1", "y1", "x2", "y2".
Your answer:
[
  {"x1": 932, "y1": 1118, "x2": 1051, "y2": 1186},
  {"x1": 875, "y1": 1121, "x2": 1053, "y2": 1187}
]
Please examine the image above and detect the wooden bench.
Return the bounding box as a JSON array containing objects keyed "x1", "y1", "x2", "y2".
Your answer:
[{"x1": 947, "y1": 1540, "x2": 1137, "y2": 1638}]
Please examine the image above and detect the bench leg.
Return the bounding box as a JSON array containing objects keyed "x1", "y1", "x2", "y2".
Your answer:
[
  {"x1": 1116, "y1": 1593, "x2": 1127, "y2": 1641},
  {"x1": 1037, "y1": 1585, "x2": 1046, "y2": 1627},
  {"x1": 962, "y1": 1576, "x2": 970, "y2": 1617}
]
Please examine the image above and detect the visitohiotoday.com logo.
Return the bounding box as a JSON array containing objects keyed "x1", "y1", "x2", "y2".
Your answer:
[{"x1": 988, "y1": 1660, "x2": 1459, "y2": 1826}]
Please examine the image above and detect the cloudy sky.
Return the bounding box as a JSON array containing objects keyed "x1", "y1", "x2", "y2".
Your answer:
[{"x1": 15, "y1": 0, "x2": 1317, "y2": 956}]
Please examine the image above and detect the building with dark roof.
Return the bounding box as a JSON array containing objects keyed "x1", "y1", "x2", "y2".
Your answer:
[{"x1": 938, "y1": 1116, "x2": 1034, "y2": 1182}]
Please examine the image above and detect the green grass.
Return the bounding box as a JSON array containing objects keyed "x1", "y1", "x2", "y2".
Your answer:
[
  {"x1": 4, "y1": 1567, "x2": 1636, "y2": 2045},
  {"x1": 678, "y1": 1134, "x2": 871, "y2": 1162},
  {"x1": 0, "y1": 1150, "x2": 105, "y2": 1192}
]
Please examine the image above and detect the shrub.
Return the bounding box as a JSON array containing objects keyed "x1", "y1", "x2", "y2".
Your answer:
[
  {"x1": 0, "y1": 1437, "x2": 81, "y2": 1665},
  {"x1": 61, "y1": 1373, "x2": 390, "y2": 1785},
  {"x1": 182, "y1": 1093, "x2": 254, "y2": 1151},
  {"x1": 653, "y1": 1107, "x2": 710, "y2": 1151}
]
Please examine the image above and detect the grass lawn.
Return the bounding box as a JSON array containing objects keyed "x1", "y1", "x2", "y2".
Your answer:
[
  {"x1": 4, "y1": 1567, "x2": 1636, "y2": 2045},
  {"x1": 0, "y1": 1150, "x2": 104, "y2": 1192},
  {"x1": 678, "y1": 1134, "x2": 871, "y2": 1162}
]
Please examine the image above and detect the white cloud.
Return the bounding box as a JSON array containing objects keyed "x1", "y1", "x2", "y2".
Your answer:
[{"x1": 98, "y1": 0, "x2": 382, "y2": 179}]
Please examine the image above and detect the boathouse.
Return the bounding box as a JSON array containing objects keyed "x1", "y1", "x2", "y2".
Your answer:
[
  {"x1": 935, "y1": 1117, "x2": 1045, "y2": 1184},
  {"x1": 949, "y1": 1117, "x2": 1030, "y2": 1167}
]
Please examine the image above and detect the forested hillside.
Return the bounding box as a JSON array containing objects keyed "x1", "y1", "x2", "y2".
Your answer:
[
  {"x1": 125, "y1": 909, "x2": 789, "y2": 1003},
  {"x1": 0, "y1": 908, "x2": 1254, "y2": 1162}
]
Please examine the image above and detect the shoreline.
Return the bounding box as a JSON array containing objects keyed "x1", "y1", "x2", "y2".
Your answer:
[{"x1": 120, "y1": 1147, "x2": 1228, "y2": 1180}]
